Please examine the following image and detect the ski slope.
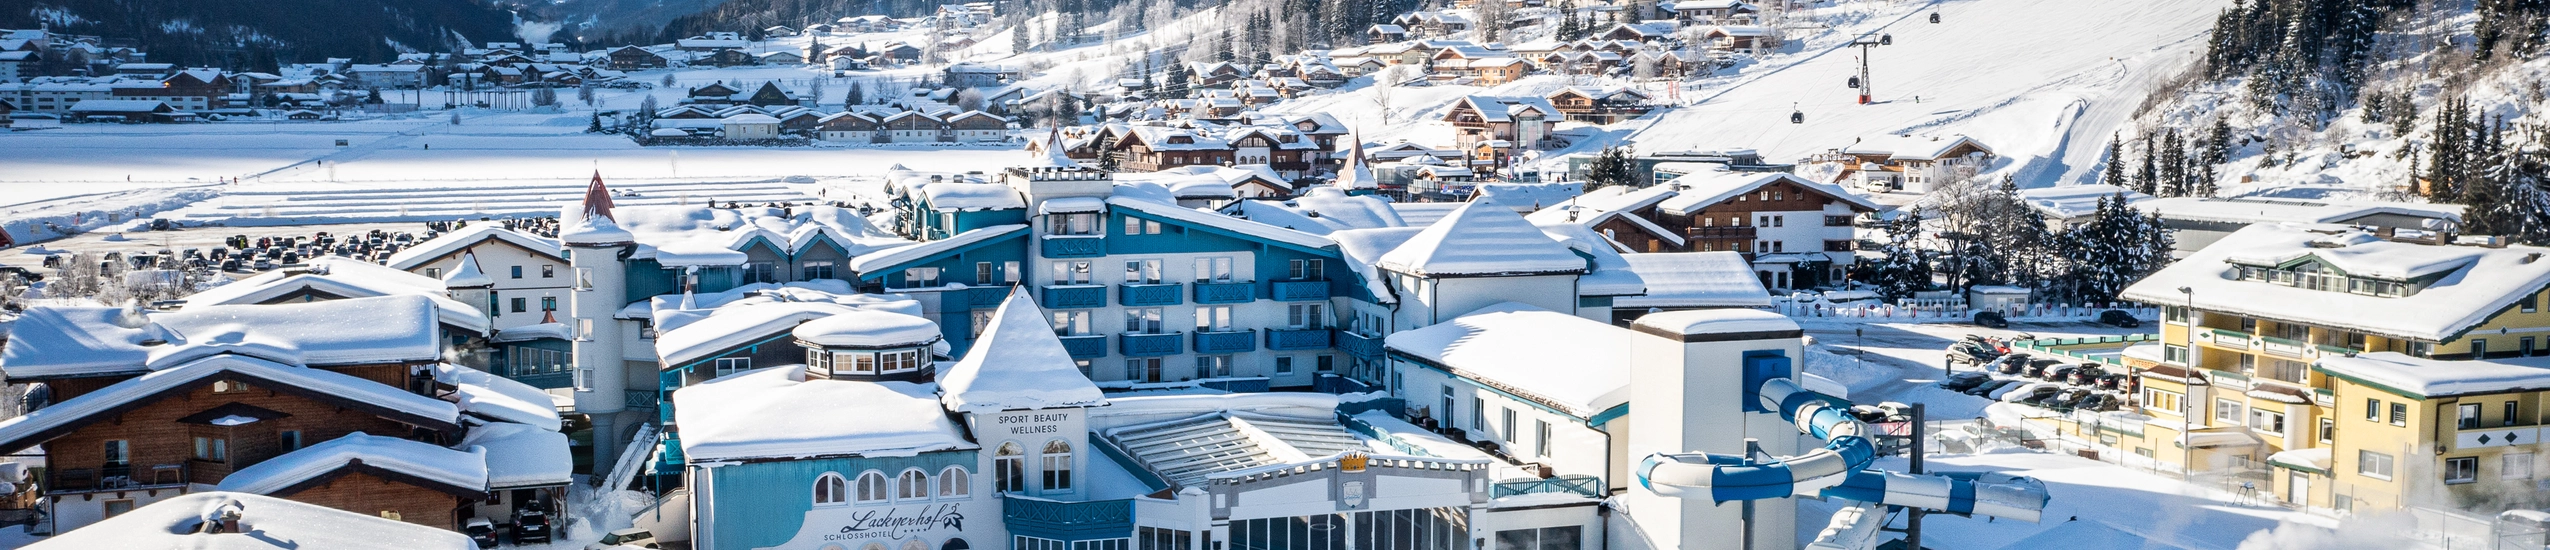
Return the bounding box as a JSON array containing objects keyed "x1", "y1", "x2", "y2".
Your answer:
[{"x1": 1606, "y1": 0, "x2": 2226, "y2": 187}]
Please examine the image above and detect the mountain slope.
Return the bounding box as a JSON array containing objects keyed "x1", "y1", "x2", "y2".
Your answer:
[{"x1": 9, "y1": 0, "x2": 515, "y2": 67}]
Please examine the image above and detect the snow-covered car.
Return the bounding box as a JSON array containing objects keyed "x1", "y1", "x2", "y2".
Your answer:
[
  {"x1": 588, "y1": 528, "x2": 659, "y2": 550},
  {"x1": 1985, "y1": 380, "x2": 2035, "y2": 400},
  {"x1": 464, "y1": 517, "x2": 498, "y2": 549},
  {"x1": 1964, "y1": 378, "x2": 2019, "y2": 397},
  {"x1": 1937, "y1": 371, "x2": 1992, "y2": 391},
  {"x1": 1999, "y1": 382, "x2": 2059, "y2": 403}
]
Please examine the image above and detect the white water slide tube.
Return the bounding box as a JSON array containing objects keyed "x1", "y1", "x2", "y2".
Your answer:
[{"x1": 1636, "y1": 377, "x2": 2050, "y2": 523}]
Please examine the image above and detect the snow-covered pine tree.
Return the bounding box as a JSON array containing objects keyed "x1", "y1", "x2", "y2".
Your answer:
[
  {"x1": 1867, "y1": 207, "x2": 1935, "y2": 302},
  {"x1": 2135, "y1": 131, "x2": 2159, "y2": 195},
  {"x1": 1995, "y1": 180, "x2": 2061, "y2": 289},
  {"x1": 2159, "y1": 129, "x2": 2187, "y2": 197},
  {"x1": 2102, "y1": 133, "x2": 2127, "y2": 188}
]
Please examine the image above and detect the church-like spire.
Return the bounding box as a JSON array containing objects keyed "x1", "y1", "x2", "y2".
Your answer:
[
  {"x1": 580, "y1": 171, "x2": 617, "y2": 222},
  {"x1": 1333, "y1": 134, "x2": 1375, "y2": 190}
]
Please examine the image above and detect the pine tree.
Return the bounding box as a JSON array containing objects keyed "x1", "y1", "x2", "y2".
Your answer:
[
  {"x1": 2134, "y1": 132, "x2": 2159, "y2": 195},
  {"x1": 2101, "y1": 133, "x2": 2127, "y2": 188},
  {"x1": 1587, "y1": 146, "x2": 1636, "y2": 190},
  {"x1": 1014, "y1": 20, "x2": 1032, "y2": 53},
  {"x1": 2159, "y1": 129, "x2": 2187, "y2": 197},
  {"x1": 1868, "y1": 207, "x2": 1935, "y2": 302},
  {"x1": 586, "y1": 112, "x2": 604, "y2": 133}
]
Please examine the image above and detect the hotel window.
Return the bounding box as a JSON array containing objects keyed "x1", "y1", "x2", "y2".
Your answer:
[
  {"x1": 813, "y1": 473, "x2": 848, "y2": 505},
  {"x1": 511, "y1": 298, "x2": 528, "y2": 313},
  {"x1": 1128, "y1": 358, "x2": 1163, "y2": 382},
  {"x1": 511, "y1": 265, "x2": 524, "y2": 279},
  {"x1": 1050, "y1": 310, "x2": 1091, "y2": 336},
  {"x1": 2460, "y1": 403, "x2": 2483, "y2": 429},
  {"x1": 193, "y1": 436, "x2": 228, "y2": 462},
  {"x1": 2163, "y1": 345, "x2": 2188, "y2": 365},
  {"x1": 1052, "y1": 261, "x2": 1094, "y2": 284},
  {"x1": 903, "y1": 266, "x2": 942, "y2": 287},
  {"x1": 541, "y1": 297, "x2": 557, "y2": 311},
  {"x1": 2506, "y1": 453, "x2": 2536, "y2": 480},
  {"x1": 879, "y1": 350, "x2": 922, "y2": 374},
  {"x1": 214, "y1": 380, "x2": 251, "y2": 394},
  {"x1": 2527, "y1": 293, "x2": 2541, "y2": 313},
  {"x1": 1502, "y1": 408, "x2": 1518, "y2": 442},
  {"x1": 425, "y1": 268, "x2": 442, "y2": 279},
  {"x1": 2215, "y1": 399, "x2": 2245, "y2": 426},
  {"x1": 1288, "y1": 303, "x2": 1326, "y2": 329},
  {"x1": 1473, "y1": 397, "x2": 1487, "y2": 430},
  {"x1": 1274, "y1": 356, "x2": 1294, "y2": 375},
  {"x1": 1194, "y1": 257, "x2": 1235, "y2": 282},
  {"x1": 995, "y1": 443, "x2": 1026, "y2": 493},
  {"x1": 939, "y1": 467, "x2": 970, "y2": 498},
  {"x1": 897, "y1": 469, "x2": 930, "y2": 500},
  {"x1": 542, "y1": 265, "x2": 556, "y2": 278},
  {"x1": 1288, "y1": 259, "x2": 1324, "y2": 280},
  {"x1": 976, "y1": 262, "x2": 999, "y2": 285},
  {"x1": 802, "y1": 261, "x2": 836, "y2": 280},
  {"x1": 743, "y1": 262, "x2": 776, "y2": 284},
  {"x1": 1196, "y1": 306, "x2": 1233, "y2": 332},
  {"x1": 855, "y1": 471, "x2": 889, "y2": 502},
  {"x1": 1195, "y1": 355, "x2": 1230, "y2": 378},
  {"x1": 1124, "y1": 259, "x2": 1163, "y2": 283},
  {"x1": 1123, "y1": 217, "x2": 1162, "y2": 235},
  {"x1": 2444, "y1": 457, "x2": 2478, "y2": 484},
  {"x1": 713, "y1": 357, "x2": 753, "y2": 378},
  {"x1": 2318, "y1": 418, "x2": 2334, "y2": 443},
  {"x1": 2164, "y1": 306, "x2": 2188, "y2": 323},
  {"x1": 1536, "y1": 420, "x2": 1552, "y2": 457},
  {"x1": 2250, "y1": 409, "x2": 2285, "y2": 433},
  {"x1": 2358, "y1": 450, "x2": 2395, "y2": 480},
  {"x1": 838, "y1": 352, "x2": 876, "y2": 375},
  {"x1": 972, "y1": 310, "x2": 996, "y2": 338},
  {"x1": 2475, "y1": 339, "x2": 2491, "y2": 358},
  {"x1": 2509, "y1": 401, "x2": 2523, "y2": 426},
  {"x1": 1041, "y1": 440, "x2": 1075, "y2": 493},
  {"x1": 1048, "y1": 212, "x2": 1101, "y2": 235},
  {"x1": 1124, "y1": 308, "x2": 1165, "y2": 333},
  {"x1": 2365, "y1": 398, "x2": 2381, "y2": 422},
  {"x1": 2392, "y1": 402, "x2": 2409, "y2": 426}
]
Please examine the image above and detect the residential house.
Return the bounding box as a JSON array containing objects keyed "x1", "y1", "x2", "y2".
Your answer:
[
  {"x1": 1544, "y1": 86, "x2": 1653, "y2": 124},
  {"x1": 1643, "y1": 170, "x2": 1884, "y2": 290},
  {"x1": 1441, "y1": 95, "x2": 1560, "y2": 155}
]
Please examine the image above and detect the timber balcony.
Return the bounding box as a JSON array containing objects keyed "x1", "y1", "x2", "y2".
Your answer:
[
  {"x1": 1266, "y1": 328, "x2": 1333, "y2": 351},
  {"x1": 1193, "y1": 281, "x2": 1256, "y2": 304},
  {"x1": 1270, "y1": 280, "x2": 1329, "y2": 301},
  {"x1": 1686, "y1": 226, "x2": 1757, "y2": 240},
  {"x1": 1119, "y1": 283, "x2": 1184, "y2": 307},
  {"x1": 1041, "y1": 236, "x2": 1106, "y2": 258},
  {"x1": 1339, "y1": 331, "x2": 1385, "y2": 360},
  {"x1": 1193, "y1": 329, "x2": 1257, "y2": 354},
  {"x1": 1120, "y1": 332, "x2": 1184, "y2": 357},
  {"x1": 1042, "y1": 285, "x2": 1106, "y2": 310}
]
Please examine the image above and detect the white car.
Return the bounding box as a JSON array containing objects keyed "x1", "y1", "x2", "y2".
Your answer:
[{"x1": 587, "y1": 528, "x2": 659, "y2": 550}]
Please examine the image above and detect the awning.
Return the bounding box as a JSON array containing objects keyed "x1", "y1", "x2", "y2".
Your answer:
[
  {"x1": 2181, "y1": 427, "x2": 2261, "y2": 449},
  {"x1": 1751, "y1": 252, "x2": 1832, "y2": 265},
  {"x1": 2266, "y1": 447, "x2": 2332, "y2": 475},
  {"x1": 1039, "y1": 196, "x2": 1106, "y2": 214}
]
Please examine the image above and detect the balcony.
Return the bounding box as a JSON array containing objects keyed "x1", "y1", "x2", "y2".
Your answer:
[
  {"x1": 2260, "y1": 335, "x2": 2308, "y2": 357},
  {"x1": 1194, "y1": 330, "x2": 1257, "y2": 354},
  {"x1": 2203, "y1": 329, "x2": 2251, "y2": 350},
  {"x1": 1057, "y1": 335, "x2": 1107, "y2": 359},
  {"x1": 966, "y1": 285, "x2": 1014, "y2": 309},
  {"x1": 1270, "y1": 280, "x2": 1330, "y2": 301},
  {"x1": 1119, "y1": 283, "x2": 1184, "y2": 307},
  {"x1": 1339, "y1": 331, "x2": 1385, "y2": 360},
  {"x1": 1041, "y1": 285, "x2": 1106, "y2": 309},
  {"x1": 1687, "y1": 226, "x2": 1756, "y2": 240},
  {"x1": 1041, "y1": 236, "x2": 1105, "y2": 258},
  {"x1": 1119, "y1": 332, "x2": 1184, "y2": 357},
  {"x1": 626, "y1": 390, "x2": 661, "y2": 410},
  {"x1": 1266, "y1": 328, "x2": 1333, "y2": 351},
  {"x1": 1193, "y1": 281, "x2": 1256, "y2": 304},
  {"x1": 1003, "y1": 495, "x2": 1133, "y2": 540},
  {"x1": 51, "y1": 464, "x2": 185, "y2": 493}
]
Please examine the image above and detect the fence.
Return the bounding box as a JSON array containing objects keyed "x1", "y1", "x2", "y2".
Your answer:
[
  {"x1": 2409, "y1": 506, "x2": 2498, "y2": 550},
  {"x1": 1772, "y1": 298, "x2": 2158, "y2": 323}
]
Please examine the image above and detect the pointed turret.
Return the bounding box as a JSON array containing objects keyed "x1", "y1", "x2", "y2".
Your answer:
[
  {"x1": 442, "y1": 252, "x2": 494, "y2": 289},
  {"x1": 1333, "y1": 134, "x2": 1376, "y2": 191},
  {"x1": 938, "y1": 287, "x2": 1107, "y2": 413},
  {"x1": 1377, "y1": 198, "x2": 1586, "y2": 277},
  {"x1": 560, "y1": 171, "x2": 633, "y2": 246},
  {"x1": 1030, "y1": 127, "x2": 1078, "y2": 169}
]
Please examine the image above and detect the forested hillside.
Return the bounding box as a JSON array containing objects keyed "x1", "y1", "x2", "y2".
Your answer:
[{"x1": 9, "y1": 0, "x2": 516, "y2": 68}]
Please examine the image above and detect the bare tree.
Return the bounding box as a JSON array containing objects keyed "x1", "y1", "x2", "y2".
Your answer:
[
  {"x1": 1476, "y1": 0, "x2": 1514, "y2": 43},
  {"x1": 1370, "y1": 65, "x2": 1413, "y2": 123}
]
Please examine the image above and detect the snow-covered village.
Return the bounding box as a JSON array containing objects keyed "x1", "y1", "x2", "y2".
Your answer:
[{"x1": 5, "y1": 0, "x2": 2550, "y2": 548}]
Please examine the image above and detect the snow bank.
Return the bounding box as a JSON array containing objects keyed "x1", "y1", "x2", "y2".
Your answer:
[
  {"x1": 25, "y1": 491, "x2": 474, "y2": 549},
  {"x1": 217, "y1": 432, "x2": 488, "y2": 496}
]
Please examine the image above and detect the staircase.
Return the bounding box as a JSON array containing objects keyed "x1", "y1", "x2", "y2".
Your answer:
[{"x1": 601, "y1": 423, "x2": 660, "y2": 492}]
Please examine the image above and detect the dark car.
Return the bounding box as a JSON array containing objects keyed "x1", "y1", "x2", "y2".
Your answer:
[
  {"x1": 2074, "y1": 393, "x2": 2110, "y2": 411},
  {"x1": 2067, "y1": 365, "x2": 2107, "y2": 385},
  {"x1": 516, "y1": 505, "x2": 553, "y2": 544},
  {"x1": 2097, "y1": 373, "x2": 2127, "y2": 390},
  {"x1": 1964, "y1": 378, "x2": 2019, "y2": 397},
  {"x1": 2019, "y1": 386, "x2": 2068, "y2": 406},
  {"x1": 1973, "y1": 310, "x2": 2010, "y2": 328},
  {"x1": 1939, "y1": 371, "x2": 1993, "y2": 391},
  {"x1": 0, "y1": 266, "x2": 40, "y2": 283},
  {"x1": 2042, "y1": 363, "x2": 2080, "y2": 381},
  {"x1": 2042, "y1": 388, "x2": 2092, "y2": 409},
  {"x1": 464, "y1": 517, "x2": 498, "y2": 549},
  {"x1": 2098, "y1": 309, "x2": 2142, "y2": 328}
]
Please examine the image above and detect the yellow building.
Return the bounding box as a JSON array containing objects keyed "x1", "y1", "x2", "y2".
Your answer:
[
  {"x1": 2112, "y1": 223, "x2": 2550, "y2": 512},
  {"x1": 2307, "y1": 353, "x2": 2550, "y2": 513}
]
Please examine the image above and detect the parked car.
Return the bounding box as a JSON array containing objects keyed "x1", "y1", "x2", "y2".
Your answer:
[
  {"x1": 2096, "y1": 373, "x2": 2127, "y2": 391},
  {"x1": 0, "y1": 266, "x2": 43, "y2": 283},
  {"x1": 1985, "y1": 379, "x2": 2034, "y2": 400},
  {"x1": 464, "y1": 517, "x2": 498, "y2": 549},
  {"x1": 1965, "y1": 378, "x2": 2019, "y2": 397},
  {"x1": 2042, "y1": 388, "x2": 2092, "y2": 409},
  {"x1": 1973, "y1": 310, "x2": 2009, "y2": 328},
  {"x1": 2098, "y1": 309, "x2": 2142, "y2": 328},
  {"x1": 589, "y1": 528, "x2": 660, "y2": 550},
  {"x1": 515, "y1": 505, "x2": 553, "y2": 544},
  {"x1": 2002, "y1": 383, "x2": 2060, "y2": 403},
  {"x1": 2074, "y1": 392, "x2": 2109, "y2": 411},
  {"x1": 2067, "y1": 365, "x2": 2107, "y2": 385},
  {"x1": 1938, "y1": 371, "x2": 1993, "y2": 391},
  {"x1": 2041, "y1": 363, "x2": 2079, "y2": 381}
]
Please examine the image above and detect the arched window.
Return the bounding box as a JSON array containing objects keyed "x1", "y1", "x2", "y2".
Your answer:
[
  {"x1": 1040, "y1": 440, "x2": 1074, "y2": 493},
  {"x1": 938, "y1": 466, "x2": 970, "y2": 498},
  {"x1": 897, "y1": 469, "x2": 930, "y2": 500},
  {"x1": 995, "y1": 443, "x2": 1026, "y2": 493},
  {"x1": 901, "y1": 540, "x2": 929, "y2": 550},
  {"x1": 941, "y1": 538, "x2": 971, "y2": 550},
  {"x1": 861, "y1": 543, "x2": 887, "y2": 550},
  {"x1": 813, "y1": 472, "x2": 848, "y2": 505},
  {"x1": 855, "y1": 471, "x2": 890, "y2": 503}
]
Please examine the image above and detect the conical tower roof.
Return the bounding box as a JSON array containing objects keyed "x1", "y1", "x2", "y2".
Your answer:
[{"x1": 939, "y1": 287, "x2": 1107, "y2": 413}]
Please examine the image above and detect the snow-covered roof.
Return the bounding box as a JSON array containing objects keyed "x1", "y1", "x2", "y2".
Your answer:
[
  {"x1": 1228, "y1": 188, "x2": 1406, "y2": 235},
  {"x1": 217, "y1": 432, "x2": 487, "y2": 497},
  {"x1": 940, "y1": 289, "x2": 1107, "y2": 413},
  {"x1": 1106, "y1": 190, "x2": 1333, "y2": 250},
  {"x1": 67, "y1": 99, "x2": 171, "y2": 112},
  {"x1": 791, "y1": 309, "x2": 942, "y2": 349},
  {"x1": 458, "y1": 422, "x2": 572, "y2": 488},
  {"x1": 385, "y1": 224, "x2": 563, "y2": 270},
  {"x1": 2314, "y1": 352, "x2": 2550, "y2": 399},
  {"x1": 1839, "y1": 134, "x2": 1992, "y2": 161},
  {"x1": 432, "y1": 363, "x2": 564, "y2": 431},
  {"x1": 1532, "y1": 220, "x2": 1646, "y2": 296},
  {"x1": 2, "y1": 295, "x2": 447, "y2": 379},
  {"x1": 673, "y1": 367, "x2": 974, "y2": 463},
  {"x1": 1656, "y1": 170, "x2": 1883, "y2": 216},
  {"x1": 1386, "y1": 302, "x2": 1634, "y2": 418},
  {"x1": 1450, "y1": 95, "x2": 1560, "y2": 123},
  {"x1": 916, "y1": 181, "x2": 1028, "y2": 211},
  {"x1": 614, "y1": 204, "x2": 910, "y2": 263},
  {"x1": 2016, "y1": 184, "x2": 2152, "y2": 220},
  {"x1": 1614, "y1": 252, "x2": 1772, "y2": 308},
  {"x1": 176, "y1": 257, "x2": 491, "y2": 335},
  {"x1": 23, "y1": 492, "x2": 475, "y2": 550},
  {"x1": 1329, "y1": 228, "x2": 1427, "y2": 303},
  {"x1": 490, "y1": 322, "x2": 572, "y2": 343},
  {"x1": 2119, "y1": 224, "x2": 2550, "y2": 342},
  {"x1": 1377, "y1": 200, "x2": 1587, "y2": 277},
  {"x1": 1102, "y1": 410, "x2": 1372, "y2": 488},
  {"x1": 2136, "y1": 197, "x2": 2463, "y2": 226},
  {"x1": 1632, "y1": 307, "x2": 1801, "y2": 339},
  {"x1": 654, "y1": 293, "x2": 929, "y2": 366},
  {"x1": 1473, "y1": 182, "x2": 1584, "y2": 211},
  {"x1": 440, "y1": 252, "x2": 494, "y2": 288},
  {"x1": 850, "y1": 225, "x2": 1030, "y2": 274},
  {"x1": 0, "y1": 354, "x2": 462, "y2": 454}
]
